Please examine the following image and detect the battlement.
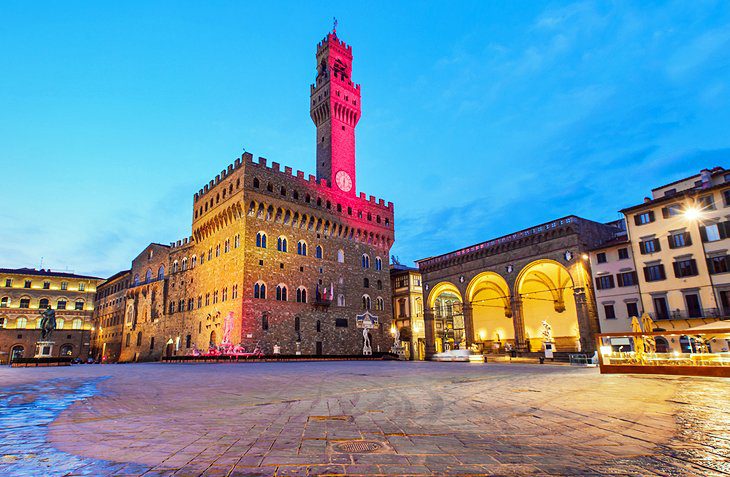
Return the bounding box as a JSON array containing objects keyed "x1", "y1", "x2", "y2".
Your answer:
[
  {"x1": 170, "y1": 236, "x2": 195, "y2": 249},
  {"x1": 244, "y1": 154, "x2": 393, "y2": 212},
  {"x1": 194, "y1": 154, "x2": 248, "y2": 202},
  {"x1": 316, "y1": 33, "x2": 352, "y2": 56}
]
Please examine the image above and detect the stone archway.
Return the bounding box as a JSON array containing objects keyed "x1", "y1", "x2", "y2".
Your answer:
[
  {"x1": 465, "y1": 272, "x2": 513, "y2": 352},
  {"x1": 515, "y1": 259, "x2": 581, "y2": 353},
  {"x1": 426, "y1": 282, "x2": 463, "y2": 353}
]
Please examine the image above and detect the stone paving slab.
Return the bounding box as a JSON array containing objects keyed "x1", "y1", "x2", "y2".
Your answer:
[{"x1": 0, "y1": 361, "x2": 728, "y2": 476}]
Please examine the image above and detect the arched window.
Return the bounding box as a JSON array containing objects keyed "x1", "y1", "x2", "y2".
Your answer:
[
  {"x1": 296, "y1": 287, "x2": 307, "y2": 303},
  {"x1": 337, "y1": 249, "x2": 345, "y2": 263},
  {"x1": 277, "y1": 236, "x2": 288, "y2": 252},
  {"x1": 377, "y1": 280, "x2": 383, "y2": 290},
  {"x1": 182, "y1": 258, "x2": 188, "y2": 271},
  {"x1": 276, "y1": 285, "x2": 288, "y2": 301},
  {"x1": 75, "y1": 300, "x2": 84, "y2": 311},
  {"x1": 16, "y1": 317, "x2": 27, "y2": 329},
  {"x1": 375, "y1": 257, "x2": 382, "y2": 271},
  {"x1": 191, "y1": 256, "x2": 197, "y2": 268},
  {"x1": 144, "y1": 269, "x2": 151, "y2": 283},
  {"x1": 157, "y1": 265, "x2": 165, "y2": 280},
  {"x1": 364, "y1": 278, "x2": 370, "y2": 288},
  {"x1": 72, "y1": 318, "x2": 82, "y2": 330},
  {"x1": 294, "y1": 316, "x2": 300, "y2": 331},
  {"x1": 256, "y1": 232, "x2": 267, "y2": 248},
  {"x1": 172, "y1": 261, "x2": 179, "y2": 273},
  {"x1": 337, "y1": 294, "x2": 346, "y2": 307},
  {"x1": 56, "y1": 318, "x2": 64, "y2": 330},
  {"x1": 254, "y1": 282, "x2": 266, "y2": 299},
  {"x1": 253, "y1": 177, "x2": 260, "y2": 188},
  {"x1": 60, "y1": 344, "x2": 73, "y2": 356},
  {"x1": 315, "y1": 245, "x2": 323, "y2": 259},
  {"x1": 361, "y1": 254, "x2": 370, "y2": 269},
  {"x1": 375, "y1": 297, "x2": 385, "y2": 311},
  {"x1": 297, "y1": 240, "x2": 307, "y2": 256},
  {"x1": 38, "y1": 298, "x2": 49, "y2": 309},
  {"x1": 133, "y1": 274, "x2": 140, "y2": 286},
  {"x1": 362, "y1": 295, "x2": 371, "y2": 310},
  {"x1": 261, "y1": 312, "x2": 269, "y2": 330}
]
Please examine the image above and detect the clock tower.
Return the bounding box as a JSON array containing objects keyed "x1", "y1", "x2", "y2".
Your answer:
[{"x1": 310, "y1": 31, "x2": 361, "y2": 195}]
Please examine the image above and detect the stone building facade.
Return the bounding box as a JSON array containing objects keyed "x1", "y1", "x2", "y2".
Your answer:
[
  {"x1": 92, "y1": 269, "x2": 130, "y2": 362},
  {"x1": 0, "y1": 268, "x2": 101, "y2": 363},
  {"x1": 390, "y1": 264, "x2": 425, "y2": 360},
  {"x1": 94, "y1": 31, "x2": 395, "y2": 362},
  {"x1": 416, "y1": 217, "x2": 619, "y2": 357}
]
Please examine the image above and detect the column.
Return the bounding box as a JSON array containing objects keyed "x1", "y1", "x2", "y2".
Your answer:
[
  {"x1": 574, "y1": 287, "x2": 599, "y2": 352},
  {"x1": 511, "y1": 295, "x2": 526, "y2": 350},
  {"x1": 424, "y1": 309, "x2": 437, "y2": 358},
  {"x1": 462, "y1": 303, "x2": 475, "y2": 348}
]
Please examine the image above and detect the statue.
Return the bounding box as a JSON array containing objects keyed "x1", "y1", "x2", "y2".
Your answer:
[
  {"x1": 39, "y1": 306, "x2": 56, "y2": 341},
  {"x1": 222, "y1": 311, "x2": 234, "y2": 345},
  {"x1": 362, "y1": 328, "x2": 372, "y2": 355}
]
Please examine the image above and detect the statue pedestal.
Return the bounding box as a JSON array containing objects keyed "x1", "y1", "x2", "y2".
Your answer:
[
  {"x1": 35, "y1": 341, "x2": 54, "y2": 358},
  {"x1": 390, "y1": 344, "x2": 406, "y2": 360}
]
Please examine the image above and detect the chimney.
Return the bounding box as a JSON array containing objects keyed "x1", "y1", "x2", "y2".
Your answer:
[
  {"x1": 700, "y1": 169, "x2": 712, "y2": 189},
  {"x1": 644, "y1": 197, "x2": 651, "y2": 203}
]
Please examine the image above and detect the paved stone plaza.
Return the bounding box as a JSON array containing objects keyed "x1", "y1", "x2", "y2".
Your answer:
[{"x1": 0, "y1": 362, "x2": 729, "y2": 477}]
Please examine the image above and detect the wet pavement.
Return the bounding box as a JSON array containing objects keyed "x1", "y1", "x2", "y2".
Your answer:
[{"x1": 0, "y1": 361, "x2": 728, "y2": 476}]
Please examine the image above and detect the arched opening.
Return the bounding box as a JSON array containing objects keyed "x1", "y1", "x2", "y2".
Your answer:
[
  {"x1": 210, "y1": 330, "x2": 217, "y2": 347},
  {"x1": 427, "y1": 282, "x2": 463, "y2": 353},
  {"x1": 466, "y1": 272, "x2": 513, "y2": 352},
  {"x1": 516, "y1": 260, "x2": 581, "y2": 352},
  {"x1": 655, "y1": 336, "x2": 670, "y2": 353},
  {"x1": 10, "y1": 345, "x2": 24, "y2": 361},
  {"x1": 59, "y1": 344, "x2": 74, "y2": 356}
]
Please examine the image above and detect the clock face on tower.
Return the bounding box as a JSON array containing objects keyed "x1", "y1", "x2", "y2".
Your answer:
[{"x1": 335, "y1": 170, "x2": 352, "y2": 192}]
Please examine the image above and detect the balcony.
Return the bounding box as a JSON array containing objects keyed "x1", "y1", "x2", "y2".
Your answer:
[
  {"x1": 650, "y1": 308, "x2": 723, "y2": 321},
  {"x1": 312, "y1": 297, "x2": 331, "y2": 309}
]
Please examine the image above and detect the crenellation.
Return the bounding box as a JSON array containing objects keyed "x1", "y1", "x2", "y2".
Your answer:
[
  {"x1": 284, "y1": 166, "x2": 292, "y2": 175},
  {"x1": 272, "y1": 162, "x2": 280, "y2": 172}
]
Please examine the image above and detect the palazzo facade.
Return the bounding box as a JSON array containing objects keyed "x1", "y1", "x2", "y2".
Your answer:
[
  {"x1": 93, "y1": 31, "x2": 395, "y2": 362},
  {"x1": 416, "y1": 217, "x2": 619, "y2": 357}
]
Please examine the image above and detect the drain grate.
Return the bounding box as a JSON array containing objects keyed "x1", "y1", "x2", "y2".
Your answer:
[{"x1": 335, "y1": 440, "x2": 382, "y2": 453}]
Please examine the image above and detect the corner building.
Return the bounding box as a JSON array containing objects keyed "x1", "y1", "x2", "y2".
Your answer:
[{"x1": 105, "y1": 32, "x2": 394, "y2": 361}]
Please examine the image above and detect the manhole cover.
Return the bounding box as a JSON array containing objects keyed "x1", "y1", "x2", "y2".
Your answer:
[{"x1": 334, "y1": 441, "x2": 382, "y2": 453}]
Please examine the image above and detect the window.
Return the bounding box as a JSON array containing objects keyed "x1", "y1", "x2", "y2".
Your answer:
[
  {"x1": 205, "y1": 293, "x2": 210, "y2": 306},
  {"x1": 362, "y1": 295, "x2": 371, "y2": 310},
  {"x1": 644, "y1": 264, "x2": 666, "y2": 282},
  {"x1": 125, "y1": 334, "x2": 131, "y2": 347},
  {"x1": 38, "y1": 298, "x2": 49, "y2": 309},
  {"x1": 603, "y1": 304, "x2": 616, "y2": 319},
  {"x1": 361, "y1": 254, "x2": 370, "y2": 269},
  {"x1": 653, "y1": 296, "x2": 669, "y2": 320},
  {"x1": 215, "y1": 244, "x2": 220, "y2": 257},
  {"x1": 261, "y1": 312, "x2": 269, "y2": 330},
  {"x1": 232, "y1": 285, "x2": 238, "y2": 299},
  {"x1": 256, "y1": 232, "x2": 267, "y2": 248},
  {"x1": 617, "y1": 271, "x2": 638, "y2": 287},
  {"x1": 79, "y1": 282, "x2": 85, "y2": 292},
  {"x1": 701, "y1": 223, "x2": 726, "y2": 242},
  {"x1": 172, "y1": 261, "x2": 179, "y2": 273},
  {"x1": 673, "y1": 259, "x2": 698, "y2": 278},
  {"x1": 61, "y1": 281, "x2": 68, "y2": 290},
  {"x1": 208, "y1": 248, "x2": 212, "y2": 260},
  {"x1": 224, "y1": 239, "x2": 230, "y2": 253},
  {"x1": 16, "y1": 317, "x2": 27, "y2": 329},
  {"x1": 337, "y1": 249, "x2": 344, "y2": 263},
  {"x1": 136, "y1": 332, "x2": 143, "y2": 346},
  {"x1": 213, "y1": 290, "x2": 218, "y2": 304},
  {"x1": 375, "y1": 257, "x2": 382, "y2": 270},
  {"x1": 661, "y1": 204, "x2": 682, "y2": 218},
  {"x1": 0, "y1": 297, "x2": 7, "y2": 307},
  {"x1": 708, "y1": 255, "x2": 729, "y2": 274},
  {"x1": 668, "y1": 232, "x2": 691, "y2": 249},
  {"x1": 72, "y1": 318, "x2": 82, "y2": 330},
  {"x1": 158, "y1": 266, "x2": 165, "y2": 280},
  {"x1": 75, "y1": 300, "x2": 84, "y2": 311},
  {"x1": 185, "y1": 335, "x2": 191, "y2": 348},
  {"x1": 315, "y1": 245, "x2": 323, "y2": 259},
  {"x1": 276, "y1": 285, "x2": 287, "y2": 301},
  {"x1": 634, "y1": 211, "x2": 655, "y2": 225},
  {"x1": 363, "y1": 278, "x2": 369, "y2": 288},
  {"x1": 234, "y1": 234, "x2": 240, "y2": 248},
  {"x1": 19, "y1": 298, "x2": 30, "y2": 308},
  {"x1": 146, "y1": 269, "x2": 153, "y2": 282},
  {"x1": 253, "y1": 177, "x2": 260, "y2": 188},
  {"x1": 685, "y1": 293, "x2": 702, "y2": 318},
  {"x1": 618, "y1": 248, "x2": 629, "y2": 260},
  {"x1": 43, "y1": 281, "x2": 50, "y2": 289},
  {"x1": 596, "y1": 252, "x2": 607, "y2": 264},
  {"x1": 335, "y1": 318, "x2": 348, "y2": 327},
  {"x1": 254, "y1": 282, "x2": 266, "y2": 299},
  {"x1": 277, "y1": 236, "x2": 288, "y2": 252},
  {"x1": 639, "y1": 238, "x2": 660, "y2": 254},
  {"x1": 4, "y1": 278, "x2": 11, "y2": 287},
  {"x1": 316, "y1": 320, "x2": 321, "y2": 332},
  {"x1": 377, "y1": 280, "x2": 383, "y2": 290},
  {"x1": 626, "y1": 302, "x2": 639, "y2": 318},
  {"x1": 375, "y1": 297, "x2": 384, "y2": 311},
  {"x1": 724, "y1": 189, "x2": 730, "y2": 206},
  {"x1": 297, "y1": 241, "x2": 307, "y2": 256},
  {"x1": 595, "y1": 275, "x2": 615, "y2": 290},
  {"x1": 337, "y1": 294, "x2": 345, "y2": 307},
  {"x1": 24, "y1": 280, "x2": 31, "y2": 288},
  {"x1": 150, "y1": 336, "x2": 155, "y2": 350},
  {"x1": 296, "y1": 287, "x2": 307, "y2": 303},
  {"x1": 698, "y1": 195, "x2": 715, "y2": 210},
  {"x1": 294, "y1": 316, "x2": 300, "y2": 332}
]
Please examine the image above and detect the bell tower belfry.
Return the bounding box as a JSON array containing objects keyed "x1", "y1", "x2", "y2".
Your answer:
[{"x1": 310, "y1": 30, "x2": 361, "y2": 196}]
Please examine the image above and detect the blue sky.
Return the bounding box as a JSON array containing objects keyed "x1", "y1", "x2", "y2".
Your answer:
[{"x1": 1, "y1": 1, "x2": 729, "y2": 277}]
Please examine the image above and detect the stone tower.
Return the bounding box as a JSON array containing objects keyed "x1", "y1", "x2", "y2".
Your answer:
[{"x1": 310, "y1": 31, "x2": 361, "y2": 196}]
